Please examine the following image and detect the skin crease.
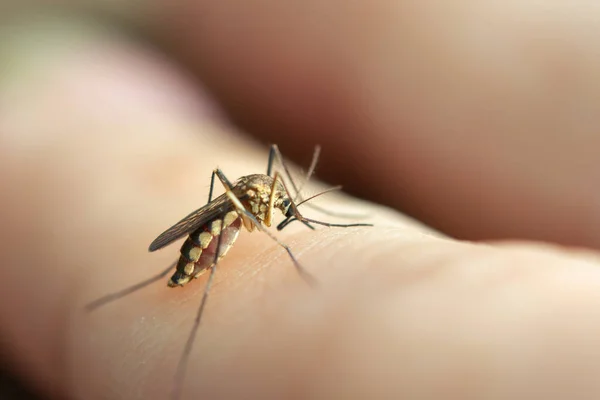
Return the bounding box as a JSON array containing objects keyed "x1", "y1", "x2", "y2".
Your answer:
[{"x1": 2, "y1": 3, "x2": 600, "y2": 400}]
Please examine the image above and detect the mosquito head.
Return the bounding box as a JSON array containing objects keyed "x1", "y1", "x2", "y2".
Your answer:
[{"x1": 267, "y1": 185, "x2": 293, "y2": 226}]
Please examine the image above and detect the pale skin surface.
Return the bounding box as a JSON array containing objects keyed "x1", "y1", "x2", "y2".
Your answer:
[{"x1": 3, "y1": 1, "x2": 600, "y2": 399}]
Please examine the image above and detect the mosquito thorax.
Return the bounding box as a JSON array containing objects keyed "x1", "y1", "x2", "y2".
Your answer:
[{"x1": 234, "y1": 174, "x2": 289, "y2": 226}]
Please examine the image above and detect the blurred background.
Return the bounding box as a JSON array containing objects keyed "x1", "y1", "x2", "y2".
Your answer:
[{"x1": 0, "y1": 365, "x2": 40, "y2": 400}]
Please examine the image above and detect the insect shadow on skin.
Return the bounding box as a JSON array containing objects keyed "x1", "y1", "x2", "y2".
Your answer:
[{"x1": 85, "y1": 144, "x2": 373, "y2": 400}]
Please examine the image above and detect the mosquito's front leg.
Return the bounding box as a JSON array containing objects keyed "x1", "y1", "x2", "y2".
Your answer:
[
  {"x1": 214, "y1": 168, "x2": 316, "y2": 285},
  {"x1": 268, "y1": 144, "x2": 321, "y2": 202},
  {"x1": 263, "y1": 170, "x2": 283, "y2": 227},
  {"x1": 267, "y1": 144, "x2": 277, "y2": 177}
]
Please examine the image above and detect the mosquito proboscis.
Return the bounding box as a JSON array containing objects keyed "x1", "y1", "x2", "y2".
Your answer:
[{"x1": 86, "y1": 144, "x2": 372, "y2": 400}]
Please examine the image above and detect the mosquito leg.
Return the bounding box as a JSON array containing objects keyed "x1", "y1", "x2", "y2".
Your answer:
[
  {"x1": 292, "y1": 145, "x2": 320, "y2": 203},
  {"x1": 275, "y1": 170, "x2": 303, "y2": 219},
  {"x1": 295, "y1": 216, "x2": 373, "y2": 229},
  {"x1": 271, "y1": 145, "x2": 370, "y2": 219},
  {"x1": 213, "y1": 168, "x2": 317, "y2": 286},
  {"x1": 267, "y1": 144, "x2": 276, "y2": 177},
  {"x1": 85, "y1": 260, "x2": 177, "y2": 312},
  {"x1": 270, "y1": 144, "x2": 321, "y2": 203},
  {"x1": 172, "y1": 216, "x2": 225, "y2": 400},
  {"x1": 235, "y1": 204, "x2": 317, "y2": 286},
  {"x1": 214, "y1": 168, "x2": 235, "y2": 191},
  {"x1": 207, "y1": 169, "x2": 217, "y2": 203},
  {"x1": 269, "y1": 144, "x2": 304, "y2": 200},
  {"x1": 270, "y1": 170, "x2": 315, "y2": 230},
  {"x1": 263, "y1": 169, "x2": 283, "y2": 227}
]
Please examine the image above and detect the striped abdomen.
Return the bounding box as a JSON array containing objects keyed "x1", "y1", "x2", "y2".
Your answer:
[{"x1": 168, "y1": 211, "x2": 242, "y2": 287}]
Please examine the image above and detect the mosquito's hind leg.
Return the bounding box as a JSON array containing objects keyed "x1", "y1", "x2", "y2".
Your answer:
[
  {"x1": 172, "y1": 215, "x2": 225, "y2": 400},
  {"x1": 85, "y1": 259, "x2": 177, "y2": 312}
]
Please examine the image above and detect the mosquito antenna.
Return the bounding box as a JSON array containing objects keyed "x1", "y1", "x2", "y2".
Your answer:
[
  {"x1": 295, "y1": 185, "x2": 343, "y2": 208},
  {"x1": 278, "y1": 185, "x2": 343, "y2": 231},
  {"x1": 85, "y1": 260, "x2": 177, "y2": 312},
  {"x1": 295, "y1": 185, "x2": 371, "y2": 220},
  {"x1": 271, "y1": 145, "x2": 369, "y2": 220},
  {"x1": 171, "y1": 218, "x2": 224, "y2": 400},
  {"x1": 275, "y1": 173, "x2": 373, "y2": 230},
  {"x1": 276, "y1": 186, "x2": 342, "y2": 231}
]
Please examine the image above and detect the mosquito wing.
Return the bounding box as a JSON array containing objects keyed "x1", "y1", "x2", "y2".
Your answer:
[{"x1": 148, "y1": 193, "x2": 235, "y2": 252}]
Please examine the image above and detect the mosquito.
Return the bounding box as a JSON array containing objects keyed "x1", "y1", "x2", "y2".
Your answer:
[{"x1": 86, "y1": 144, "x2": 372, "y2": 400}]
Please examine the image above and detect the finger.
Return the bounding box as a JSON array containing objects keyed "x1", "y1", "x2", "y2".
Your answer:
[
  {"x1": 0, "y1": 14, "x2": 418, "y2": 399},
  {"x1": 6, "y1": 13, "x2": 600, "y2": 400},
  {"x1": 152, "y1": 0, "x2": 600, "y2": 249}
]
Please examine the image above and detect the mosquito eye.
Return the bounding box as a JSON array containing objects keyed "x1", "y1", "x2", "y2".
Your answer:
[{"x1": 282, "y1": 199, "x2": 294, "y2": 216}]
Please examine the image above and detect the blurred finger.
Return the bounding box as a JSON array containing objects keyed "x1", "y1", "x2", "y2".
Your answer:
[{"x1": 0, "y1": 14, "x2": 415, "y2": 399}]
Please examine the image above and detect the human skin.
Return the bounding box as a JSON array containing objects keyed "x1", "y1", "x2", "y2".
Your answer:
[{"x1": 2, "y1": 2, "x2": 600, "y2": 399}]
